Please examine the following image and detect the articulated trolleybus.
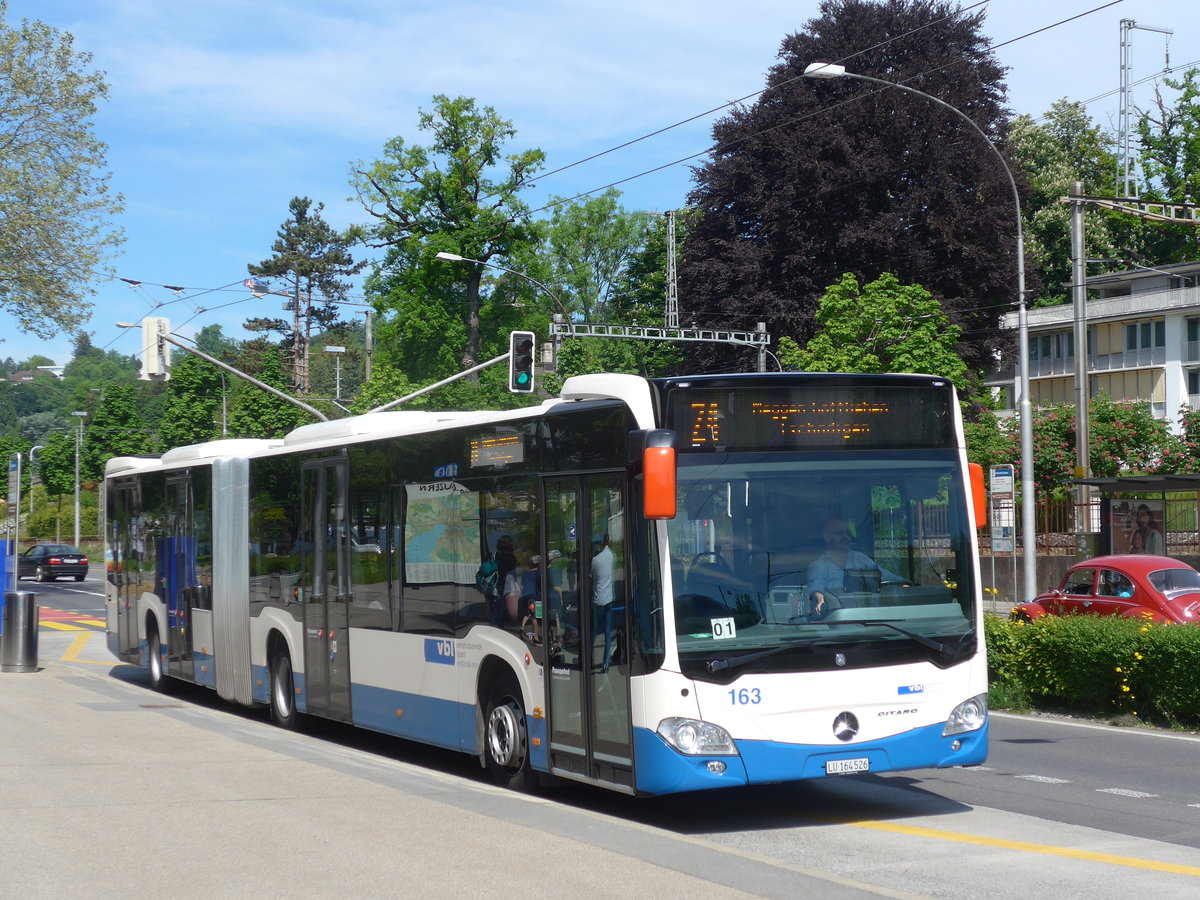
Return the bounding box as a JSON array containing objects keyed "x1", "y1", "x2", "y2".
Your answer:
[{"x1": 106, "y1": 372, "x2": 988, "y2": 795}]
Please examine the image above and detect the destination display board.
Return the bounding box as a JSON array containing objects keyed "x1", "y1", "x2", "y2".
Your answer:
[{"x1": 665, "y1": 385, "x2": 953, "y2": 452}]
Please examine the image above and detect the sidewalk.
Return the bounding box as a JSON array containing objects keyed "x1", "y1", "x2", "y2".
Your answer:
[{"x1": 0, "y1": 630, "x2": 877, "y2": 899}]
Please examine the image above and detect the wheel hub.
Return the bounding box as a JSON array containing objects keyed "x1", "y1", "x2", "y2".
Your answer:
[{"x1": 487, "y1": 701, "x2": 525, "y2": 769}]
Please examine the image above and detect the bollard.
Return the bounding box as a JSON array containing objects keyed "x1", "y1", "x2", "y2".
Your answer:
[{"x1": 1, "y1": 592, "x2": 39, "y2": 673}]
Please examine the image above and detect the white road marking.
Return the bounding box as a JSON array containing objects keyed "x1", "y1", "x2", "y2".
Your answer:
[{"x1": 1097, "y1": 788, "x2": 1158, "y2": 798}]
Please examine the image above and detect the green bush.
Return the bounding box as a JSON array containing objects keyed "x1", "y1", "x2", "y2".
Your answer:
[{"x1": 985, "y1": 613, "x2": 1200, "y2": 727}]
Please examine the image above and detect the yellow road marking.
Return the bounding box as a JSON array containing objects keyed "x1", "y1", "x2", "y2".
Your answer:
[
  {"x1": 42, "y1": 621, "x2": 87, "y2": 631},
  {"x1": 854, "y1": 820, "x2": 1200, "y2": 877},
  {"x1": 61, "y1": 632, "x2": 128, "y2": 666}
]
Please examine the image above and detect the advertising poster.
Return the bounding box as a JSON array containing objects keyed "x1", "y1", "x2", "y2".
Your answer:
[{"x1": 1111, "y1": 499, "x2": 1165, "y2": 556}]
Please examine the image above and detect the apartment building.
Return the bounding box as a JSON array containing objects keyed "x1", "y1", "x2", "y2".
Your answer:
[{"x1": 993, "y1": 261, "x2": 1200, "y2": 430}]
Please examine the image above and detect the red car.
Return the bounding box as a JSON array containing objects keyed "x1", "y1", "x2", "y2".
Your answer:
[{"x1": 1012, "y1": 554, "x2": 1200, "y2": 625}]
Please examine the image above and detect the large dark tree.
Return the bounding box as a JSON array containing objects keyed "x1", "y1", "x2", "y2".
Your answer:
[{"x1": 682, "y1": 0, "x2": 1033, "y2": 374}]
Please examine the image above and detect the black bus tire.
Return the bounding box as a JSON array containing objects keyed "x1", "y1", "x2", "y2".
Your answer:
[{"x1": 270, "y1": 651, "x2": 299, "y2": 730}]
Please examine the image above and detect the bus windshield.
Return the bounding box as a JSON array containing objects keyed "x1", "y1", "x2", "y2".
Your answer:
[{"x1": 665, "y1": 451, "x2": 977, "y2": 678}]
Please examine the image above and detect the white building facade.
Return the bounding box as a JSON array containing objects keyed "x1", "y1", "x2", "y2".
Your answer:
[{"x1": 994, "y1": 261, "x2": 1200, "y2": 432}]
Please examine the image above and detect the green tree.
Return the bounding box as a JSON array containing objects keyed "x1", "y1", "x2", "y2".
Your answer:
[
  {"x1": 353, "y1": 95, "x2": 544, "y2": 373},
  {"x1": 246, "y1": 196, "x2": 364, "y2": 394},
  {"x1": 81, "y1": 384, "x2": 153, "y2": 480},
  {"x1": 0, "y1": 2, "x2": 123, "y2": 339},
  {"x1": 159, "y1": 353, "x2": 223, "y2": 450},
  {"x1": 777, "y1": 272, "x2": 969, "y2": 391},
  {"x1": 37, "y1": 430, "x2": 74, "y2": 499},
  {"x1": 1008, "y1": 102, "x2": 1122, "y2": 306},
  {"x1": 544, "y1": 189, "x2": 649, "y2": 321},
  {"x1": 1135, "y1": 69, "x2": 1200, "y2": 263},
  {"x1": 226, "y1": 347, "x2": 305, "y2": 439}
]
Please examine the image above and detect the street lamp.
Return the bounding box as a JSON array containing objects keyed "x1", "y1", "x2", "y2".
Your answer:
[
  {"x1": 436, "y1": 251, "x2": 570, "y2": 370},
  {"x1": 803, "y1": 62, "x2": 1037, "y2": 602},
  {"x1": 324, "y1": 345, "x2": 346, "y2": 400},
  {"x1": 71, "y1": 411, "x2": 87, "y2": 549},
  {"x1": 435, "y1": 252, "x2": 569, "y2": 318}
]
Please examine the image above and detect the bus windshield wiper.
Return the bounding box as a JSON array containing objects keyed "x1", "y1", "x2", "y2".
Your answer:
[
  {"x1": 706, "y1": 639, "x2": 821, "y2": 672},
  {"x1": 841, "y1": 620, "x2": 952, "y2": 655}
]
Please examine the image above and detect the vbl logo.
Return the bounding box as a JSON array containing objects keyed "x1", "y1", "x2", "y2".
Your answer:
[{"x1": 424, "y1": 638, "x2": 456, "y2": 665}]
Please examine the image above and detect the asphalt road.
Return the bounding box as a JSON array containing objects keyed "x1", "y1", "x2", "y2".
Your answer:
[{"x1": 10, "y1": 570, "x2": 1200, "y2": 897}]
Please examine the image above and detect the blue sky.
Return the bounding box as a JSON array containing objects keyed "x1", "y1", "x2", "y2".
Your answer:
[{"x1": 3, "y1": 0, "x2": 1197, "y2": 369}]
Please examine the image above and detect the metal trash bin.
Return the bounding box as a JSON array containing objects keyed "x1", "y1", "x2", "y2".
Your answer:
[{"x1": 1, "y1": 592, "x2": 39, "y2": 673}]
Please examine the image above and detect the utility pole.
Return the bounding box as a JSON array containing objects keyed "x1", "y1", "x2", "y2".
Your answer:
[
  {"x1": 362, "y1": 309, "x2": 374, "y2": 382},
  {"x1": 1117, "y1": 18, "x2": 1173, "y2": 197},
  {"x1": 1069, "y1": 182, "x2": 1093, "y2": 554},
  {"x1": 665, "y1": 209, "x2": 679, "y2": 329}
]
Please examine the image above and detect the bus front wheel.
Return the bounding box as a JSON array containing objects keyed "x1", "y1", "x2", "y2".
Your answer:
[
  {"x1": 484, "y1": 680, "x2": 536, "y2": 791},
  {"x1": 270, "y1": 651, "x2": 298, "y2": 730}
]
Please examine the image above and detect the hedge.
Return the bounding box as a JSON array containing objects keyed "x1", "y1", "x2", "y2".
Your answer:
[{"x1": 985, "y1": 614, "x2": 1200, "y2": 727}]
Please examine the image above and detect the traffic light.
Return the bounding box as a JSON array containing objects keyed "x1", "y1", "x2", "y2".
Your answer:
[{"x1": 508, "y1": 330, "x2": 535, "y2": 393}]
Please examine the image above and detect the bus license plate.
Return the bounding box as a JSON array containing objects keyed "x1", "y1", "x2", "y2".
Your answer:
[{"x1": 826, "y1": 757, "x2": 869, "y2": 775}]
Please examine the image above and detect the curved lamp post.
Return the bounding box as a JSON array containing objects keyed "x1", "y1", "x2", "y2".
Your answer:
[
  {"x1": 803, "y1": 62, "x2": 1036, "y2": 602},
  {"x1": 436, "y1": 251, "x2": 572, "y2": 372},
  {"x1": 434, "y1": 252, "x2": 569, "y2": 317}
]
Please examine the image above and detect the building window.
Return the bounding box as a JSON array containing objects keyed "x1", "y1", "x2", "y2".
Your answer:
[{"x1": 1126, "y1": 321, "x2": 1165, "y2": 351}]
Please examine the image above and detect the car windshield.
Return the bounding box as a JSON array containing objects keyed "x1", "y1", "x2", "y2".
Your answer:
[
  {"x1": 34, "y1": 545, "x2": 78, "y2": 555},
  {"x1": 665, "y1": 451, "x2": 978, "y2": 677},
  {"x1": 1148, "y1": 567, "x2": 1200, "y2": 594}
]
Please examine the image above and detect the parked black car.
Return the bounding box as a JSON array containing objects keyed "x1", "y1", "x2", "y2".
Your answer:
[{"x1": 17, "y1": 544, "x2": 90, "y2": 582}]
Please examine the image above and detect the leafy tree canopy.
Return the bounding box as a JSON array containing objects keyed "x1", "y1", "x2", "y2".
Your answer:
[
  {"x1": 353, "y1": 95, "x2": 544, "y2": 373},
  {"x1": 543, "y1": 189, "x2": 650, "y2": 321},
  {"x1": 159, "y1": 353, "x2": 223, "y2": 451},
  {"x1": 81, "y1": 383, "x2": 154, "y2": 480},
  {"x1": 778, "y1": 272, "x2": 969, "y2": 392},
  {"x1": 1135, "y1": 68, "x2": 1200, "y2": 263},
  {"x1": 682, "y1": 0, "x2": 1027, "y2": 375},
  {"x1": 0, "y1": 2, "x2": 123, "y2": 339},
  {"x1": 1008, "y1": 102, "x2": 1123, "y2": 306},
  {"x1": 226, "y1": 346, "x2": 306, "y2": 439}
]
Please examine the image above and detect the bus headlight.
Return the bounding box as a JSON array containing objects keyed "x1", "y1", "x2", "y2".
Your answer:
[
  {"x1": 656, "y1": 717, "x2": 737, "y2": 755},
  {"x1": 942, "y1": 694, "x2": 988, "y2": 736}
]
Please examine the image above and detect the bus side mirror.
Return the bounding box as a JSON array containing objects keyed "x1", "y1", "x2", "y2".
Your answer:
[
  {"x1": 969, "y1": 463, "x2": 986, "y2": 529},
  {"x1": 631, "y1": 429, "x2": 676, "y2": 520}
]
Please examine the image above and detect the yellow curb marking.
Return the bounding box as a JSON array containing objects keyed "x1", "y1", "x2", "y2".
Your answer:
[
  {"x1": 61, "y1": 632, "x2": 129, "y2": 666},
  {"x1": 854, "y1": 820, "x2": 1200, "y2": 877}
]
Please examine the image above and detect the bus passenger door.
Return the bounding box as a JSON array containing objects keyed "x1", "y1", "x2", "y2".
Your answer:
[
  {"x1": 301, "y1": 459, "x2": 353, "y2": 722},
  {"x1": 110, "y1": 485, "x2": 139, "y2": 659},
  {"x1": 163, "y1": 476, "x2": 195, "y2": 679},
  {"x1": 545, "y1": 475, "x2": 633, "y2": 792}
]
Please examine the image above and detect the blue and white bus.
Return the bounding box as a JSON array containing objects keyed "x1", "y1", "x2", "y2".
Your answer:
[{"x1": 105, "y1": 371, "x2": 988, "y2": 795}]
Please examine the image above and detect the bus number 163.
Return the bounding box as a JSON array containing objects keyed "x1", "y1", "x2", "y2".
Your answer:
[{"x1": 729, "y1": 687, "x2": 762, "y2": 705}]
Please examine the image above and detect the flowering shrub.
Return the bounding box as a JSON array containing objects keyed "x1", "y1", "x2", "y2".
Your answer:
[{"x1": 984, "y1": 614, "x2": 1200, "y2": 726}]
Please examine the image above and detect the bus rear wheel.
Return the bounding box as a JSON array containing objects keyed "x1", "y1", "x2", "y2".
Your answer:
[
  {"x1": 484, "y1": 680, "x2": 536, "y2": 791},
  {"x1": 270, "y1": 651, "x2": 298, "y2": 730}
]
